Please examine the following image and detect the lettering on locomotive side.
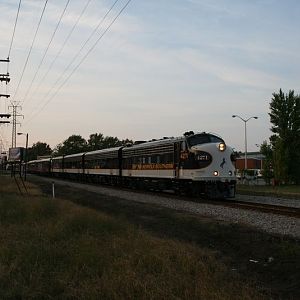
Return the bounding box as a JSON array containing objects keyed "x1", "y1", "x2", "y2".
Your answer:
[{"x1": 132, "y1": 163, "x2": 174, "y2": 170}]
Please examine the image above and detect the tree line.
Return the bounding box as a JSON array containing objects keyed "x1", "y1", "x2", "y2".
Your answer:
[{"x1": 26, "y1": 133, "x2": 133, "y2": 161}]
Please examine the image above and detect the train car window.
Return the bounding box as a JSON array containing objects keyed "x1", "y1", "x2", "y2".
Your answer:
[
  {"x1": 124, "y1": 157, "x2": 132, "y2": 168},
  {"x1": 161, "y1": 153, "x2": 173, "y2": 163},
  {"x1": 181, "y1": 141, "x2": 186, "y2": 151},
  {"x1": 151, "y1": 155, "x2": 157, "y2": 164}
]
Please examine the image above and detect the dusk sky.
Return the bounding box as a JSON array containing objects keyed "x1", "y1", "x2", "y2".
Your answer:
[{"x1": 0, "y1": 0, "x2": 299, "y2": 152}]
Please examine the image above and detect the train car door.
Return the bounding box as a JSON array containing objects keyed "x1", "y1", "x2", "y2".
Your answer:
[{"x1": 174, "y1": 142, "x2": 180, "y2": 178}]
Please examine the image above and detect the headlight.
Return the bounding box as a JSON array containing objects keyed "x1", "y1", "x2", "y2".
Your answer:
[
  {"x1": 229, "y1": 171, "x2": 232, "y2": 176},
  {"x1": 218, "y1": 143, "x2": 226, "y2": 151},
  {"x1": 213, "y1": 171, "x2": 219, "y2": 176}
]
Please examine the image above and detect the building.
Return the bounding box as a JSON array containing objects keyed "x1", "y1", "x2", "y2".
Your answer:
[{"x1": 235, "y1": 151, "x2": 264, "y2": 170}]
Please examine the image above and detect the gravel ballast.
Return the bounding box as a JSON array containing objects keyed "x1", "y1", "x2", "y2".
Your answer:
[{"x1": 36, "y1": 177, "x2": 300, "y2": 239}]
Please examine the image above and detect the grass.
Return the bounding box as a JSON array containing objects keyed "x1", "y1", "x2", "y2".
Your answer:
[
  {"x1": 0, "y1": 175, "x2": 267, "y2": 299},
  {"x1": 237, "y1": 183, "x2": 300, "y2": 199}
]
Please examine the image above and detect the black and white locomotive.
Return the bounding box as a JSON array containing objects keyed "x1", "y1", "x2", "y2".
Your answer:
[{"x1": 27, "y1": 131, "x2": 236, "y2": 198}]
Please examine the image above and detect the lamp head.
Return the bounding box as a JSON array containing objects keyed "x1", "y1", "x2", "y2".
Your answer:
[{"x1": 232, "y1": 115, "x2": 236, "y2": 118}]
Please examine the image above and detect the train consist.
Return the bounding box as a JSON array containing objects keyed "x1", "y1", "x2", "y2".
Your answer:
[{"x1": 27, "y1": 131, "x2": 237, "y2": 198}]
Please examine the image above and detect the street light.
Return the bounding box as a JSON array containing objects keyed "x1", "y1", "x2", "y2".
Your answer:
[
  {"x1": 232, "y1": 115, "x2": 258, "y2": 170},
  {"x1": 17, "y1": 132, "x2": 28, "y2": 180}
]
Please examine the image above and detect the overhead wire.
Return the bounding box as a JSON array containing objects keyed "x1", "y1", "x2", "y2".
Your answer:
[
  {"x1": 21, "y1": 0, "x2": 71, "y2": 107},
  {"x1": 23, "y1": 0, "x2": 93, "y2": 109},
  {"x1": 7, "y1": 0, "x2": 22, "y2": 73},
  {"x1": 11, "y1": 0, "x2": 49, "y2": 104},
  {"x1": 1, "y1": 0, "x2": 21, "y2": 113},
  {"x1": 1, "y1": 0, "x2": 21, "y2": 151},
  {"x1": 24, "y1": 0, "x2": 121, "y2": 123},
  {"x1": 29, "y1": 0, "x2": 120, "y2": 116},
  {"x1": 25, "y1": 0, "x2": 132, "y2": 126}
]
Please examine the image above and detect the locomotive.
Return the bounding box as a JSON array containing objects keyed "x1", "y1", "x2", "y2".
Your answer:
[{"x1": 27, "y1": 131, "x2": 236, "y2": 199}]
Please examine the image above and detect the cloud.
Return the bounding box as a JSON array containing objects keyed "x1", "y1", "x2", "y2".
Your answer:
[{"x1": 174, "y1": 48, "x2": 282, "y2": 89}]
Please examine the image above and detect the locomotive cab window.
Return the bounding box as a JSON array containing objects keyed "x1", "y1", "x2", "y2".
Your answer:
[{"x1": 187, "y1": 134, "x2": 224, "y2": 147}]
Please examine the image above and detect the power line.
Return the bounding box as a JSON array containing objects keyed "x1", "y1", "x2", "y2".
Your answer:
[
  {"x1": 25, "y1": 0, "x2": 132, "y2": 126},
  {"x1": 21, "y1": 0, "x2": 71, "y2": 106},
  {"x1": 11, "y1": 0, "x2": 49, "y2": 103},
  {"x1": 23, "y1": 0, "x2": 93, "y2": 109},
  {"x1": 7, "y1": 0, "x2": 22, "y2": 67},
  {"x1": 25, "y1": 0, "x2": 120, "y2": 121}
]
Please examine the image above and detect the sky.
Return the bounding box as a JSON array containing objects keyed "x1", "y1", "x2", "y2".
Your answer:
[{"x1": 0, "y1": 0, "x2": 299, "y2": 153}]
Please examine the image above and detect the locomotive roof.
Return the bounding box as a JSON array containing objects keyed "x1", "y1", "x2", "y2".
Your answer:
[
  {"x1": 122, "y1": 132, "x2": 225, "y2": 151},
  {"x1": 123, "y1": 136, "x2": 183, "y2": 151},
  {"x1": 63, "y1": 152, "x2": 86, "y2": 159},
  {"x1": 27, "y1": 158, "x2": 51, "y2": 163},
  {"x1": 84, "y1": 146, "x2": 122, "y2": 156},
  {"x1": 52, "y1": 155, "x2": 64, "y2": 160}
]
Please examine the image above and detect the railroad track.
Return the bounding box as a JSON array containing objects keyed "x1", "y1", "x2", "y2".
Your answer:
[
  {"x1": 217, "y1": 200, "x2": 300, "y2": 218},
  {"x1": 133, "y1": 189, "x2": 300, "y2": 218},
  {"x1": 119, "y1": 187, "x2": 300, "y2": 218}
]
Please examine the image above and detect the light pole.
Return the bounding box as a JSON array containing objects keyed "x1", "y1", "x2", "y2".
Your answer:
[
  {"x1": 17, "y1": 132, "x2": 28, "y2": 180},
  {"x1": 232, "y1": 115, "x2": 258, "y2": 170}
]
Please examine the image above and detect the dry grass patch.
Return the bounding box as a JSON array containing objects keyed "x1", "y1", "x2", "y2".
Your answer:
[
  {"x1": 0, "y1": 176, "x2": 265, "y2": 299},
  {"x1": 0, "y1": 175, "x2": 41, "y2": 196}
]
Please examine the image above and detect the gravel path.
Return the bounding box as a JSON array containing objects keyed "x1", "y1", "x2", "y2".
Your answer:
[{"x1": 37, "y1": 177, "x2": 300, "y2": 239}]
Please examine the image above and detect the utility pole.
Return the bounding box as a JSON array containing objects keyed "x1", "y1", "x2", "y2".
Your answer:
[
  {"x1": 0, "y1": 58, "x2": 11, "y2": 151},
  {"x1": 0, "y1": 113, "x2": 11, "y2": 124},
  {"x1": 0, "y1": 58, "x2": 10, "y2": 86},
  {"x1": 8, "y1": 104, "x2": 23, "y2": 148}
]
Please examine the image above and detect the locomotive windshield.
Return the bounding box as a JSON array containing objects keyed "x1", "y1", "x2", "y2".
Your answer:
[{"x1": 187, "y1": 134, "x2": 224, "y2": 147}]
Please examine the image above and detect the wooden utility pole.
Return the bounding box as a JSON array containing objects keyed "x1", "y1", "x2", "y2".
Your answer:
[{"x1": 0, "y1": 58, "x2": 11, "y2": 150}]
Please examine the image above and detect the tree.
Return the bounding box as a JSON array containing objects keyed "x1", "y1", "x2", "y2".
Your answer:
[
  {"x1": 53, "y1": 135, "x2": 88, "y2": 156},
  {"x1": 269, "y1": 89, "x2": 300, "y2": 183},
  {"x1": 88, "y1": 133, "x2": 104, "y2": 151},
  {"x1": 53, "y1": 133, "x2": 133, "y2": 156},
  {"x1": 27, "y1": 142, "x2": 52, "y2": 161},
  {"x1": 102, "y1": 136, "x2": 122, "y2": 148},
  {"x1": 260, "y1": 141, "x2": 273, "y2": 185},
  {"x1": 87, "y1": 133, "x2": 133, "y2": 150}
]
